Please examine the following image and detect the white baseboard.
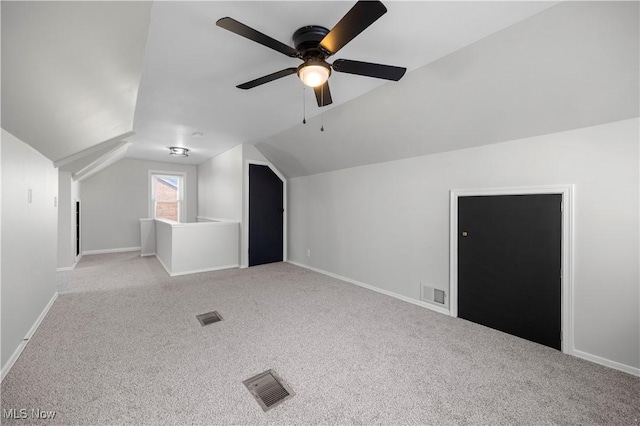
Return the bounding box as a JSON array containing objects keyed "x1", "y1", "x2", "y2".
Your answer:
[
  {"x1": 56, "y1": 253, "x2": 83, "y2": 272},
  {"x1": 155, "y1": 254, "x2": 172, "y2": 276},
  {"x1": 56, "y1": 266, "x2": 74, "y2": 272},
  {"x1": 287, "y1": 261, "x2": 451, "y2": 316},
  {"x1": 169, "y1": 264, "x2": 239, "y2": 276},
  {"x1": 82, "y1": 247, "x2": 141, "y2": 255},
  {"x1": 288, "y1": 261, "x2": 639, "y2": 377},
  {"x1": 140, "y1": 252, "x2": 156, "y2": 257},
  {"x1": 196, "y1": 216, "x2": 221, "y2": 222},
  {"x1": 1, "y1": 292, "x2": 58, "y2": 383},
  {"x1": 196, "y1": 216, "x2": 238, "y2": 223},
  {"x1": 572, "y1": 349, "x2": 639, "y2": 377},
  {"x1": 155, "y1": 255, "x2": 237, "y2": 276}
]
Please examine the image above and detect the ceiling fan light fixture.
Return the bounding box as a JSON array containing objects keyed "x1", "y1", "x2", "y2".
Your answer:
[
  {"x1": 297, "y1": 61, "x2": 331, "y2": 88},
  {"x1": 169, "y1": 146, "x2": 189, "y2": 157}
]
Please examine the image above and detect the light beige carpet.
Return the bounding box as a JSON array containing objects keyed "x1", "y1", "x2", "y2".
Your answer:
[{"x1": 2, "y1": 252, "x2": 639, "y2": 425}]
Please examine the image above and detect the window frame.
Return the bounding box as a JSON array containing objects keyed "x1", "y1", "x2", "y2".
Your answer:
[{"x1": 148, "y1": 170, "x2": 186, "y2": 222}]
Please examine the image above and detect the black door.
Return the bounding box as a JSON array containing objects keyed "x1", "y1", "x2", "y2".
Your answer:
[
  {"x1": 249, "y1": 164, "x2": 283, "y2": 266},
  {"x1": 458, "y1": 194, "x2": 562, "y2": 350},
  {"x1": 75, "y1": 201, "x2": 80, "y2": 257}
]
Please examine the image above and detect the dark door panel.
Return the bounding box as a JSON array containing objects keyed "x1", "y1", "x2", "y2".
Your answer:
[
  {"x1": 76, "y1": 201, "x2": 80, "y2": 257},
  {"x1": 249, "y1": 164, "x2": 284, "y2": 266},
  {"x1": 458, "y1": 194, "x2": 562, "y2": 350}
]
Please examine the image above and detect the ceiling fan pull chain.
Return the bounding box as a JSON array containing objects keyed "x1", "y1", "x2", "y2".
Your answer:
[
  {"x1": 320, "y1": 89, "x2": 325, "y2": 132},
  {"x1": 302, "y1": 87, "x2": 307, "y2": 124}
]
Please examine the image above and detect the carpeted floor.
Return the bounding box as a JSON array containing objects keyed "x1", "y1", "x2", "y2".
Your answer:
[{"x1": 2, "y1": 252, "x2": 639, "y2": 425}]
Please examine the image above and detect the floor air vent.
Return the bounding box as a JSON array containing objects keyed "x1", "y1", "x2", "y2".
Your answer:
[
  {"x1": 196, "y1": 311, "x2": 223, "y2": 326},
  {"x1": 243, "y1": 369, "x2": 294, "y2": 412}
]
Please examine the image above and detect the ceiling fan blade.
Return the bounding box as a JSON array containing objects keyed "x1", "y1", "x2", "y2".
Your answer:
[
  {"x1": 319, "y1": 1, "x2": 387, "y2": 56},
  {"x1": 216, "y1": 17, "x2": 298, "y2": 57},
  {"x1": 237, "y1": 68, "x2": 297, "y2": 89},
  {"x1": 314, "y1": 82, "x2": 333, "y2": 107},
  {"x1": 332, "y1": 59, "x2": 406, "y2": 81}
]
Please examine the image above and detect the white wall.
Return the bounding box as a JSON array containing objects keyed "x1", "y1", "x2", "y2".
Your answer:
[
  {"x1": 57, "y1": 171, "x2": 72, "y2": 267},
  {"x1": 197, "y1": 144, "x2": 243, "y2": 221},
  {"x1": 57, "y1": 171, "x2": 81, "y2": 268},
  {"x1": 155, "y1": 220, "x2": 173, "y2": 272},
  {"x1": 139, "y1": 218, "x2": 155, "y2": 256},
  {"x1": 243, "y1": 144, "x2": 268, "y2": 163},
  {"x1": 80, "y1": 158, "x2": 197, "y2": 252},
  {"x1": 155, "y1": 220, "x2": 239, "y2": 276},
  {"x1": 1, "y1": 129, "x2": 58, "y2": 371},
  {"x1": 197, "y1": 143, "x2": 273, "y2": 267},
  {"x1": 288, "y1": 118, "x2": 639, "y2": 372},
  {"x1": 171, "y1": 222, "x2": 238, "y2": 275}
]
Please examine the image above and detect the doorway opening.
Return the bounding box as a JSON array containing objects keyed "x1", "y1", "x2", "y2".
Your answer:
[{"x1": 450, "y1": 186, "x2": 573, "y2": 353}]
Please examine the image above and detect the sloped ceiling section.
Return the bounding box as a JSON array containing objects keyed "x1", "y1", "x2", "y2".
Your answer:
[
  {"x1": 255, "y1": 1, "x2": 640, "y2": 178},
  {"x1": 1, "y1": 1, "x2": 152, "y2": 163},
  {"x1": 127, "y1": 1, "x2": 558, "y2": 165},
  {"x1": 73, "y1": 141, "x2": 132, "y2": 182},
  {"x1": 57, "y1": 132, "x2": 134, "y2": 173}
]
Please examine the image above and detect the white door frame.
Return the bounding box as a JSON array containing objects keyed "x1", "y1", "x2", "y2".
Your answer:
[
  {"x1": 449, "y1": 185, "x2": 574, "y2": 354},
  {"x1": 242, "y1": 160, "x2": 287, "y2": 268},
  {"x1": 75, "y1": 198, "x2": 82, "y2": 261}
]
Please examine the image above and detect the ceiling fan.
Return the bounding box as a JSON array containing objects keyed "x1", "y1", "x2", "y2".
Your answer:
[{"x1": 216, "y1": 0, "x2": 406, "y2": 107}]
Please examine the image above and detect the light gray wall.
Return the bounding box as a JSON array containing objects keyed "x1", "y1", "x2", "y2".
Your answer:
[
  {"x1": 197, "y1": 144, "x2": 243, "y2": 221},
  {"x1": 81, "y1": 158, "x2": 197, "y2": 252},
  {"x1": 57, "y1": 171, "x2": 72, "y2": 267},
  {"x1": 57, "y1": 171, "x2": 80, "y2": 268},
  {"x1": 243, "y1": 144, "x2": 268, "y2": 163},
  {"x1": 1, "y1": 129, "x2": 58, "y2": 370},
  {"x1": 196, "y1": 143, "x2": 273, "y2": 267},
  {"x1": 288, "y1": 118, "x2": 639, "y2": 371}
]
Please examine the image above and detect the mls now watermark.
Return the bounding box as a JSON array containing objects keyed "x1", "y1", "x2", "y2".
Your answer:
[{"x1": 3, "y1": 408, "x2": 57, "y2": 420}]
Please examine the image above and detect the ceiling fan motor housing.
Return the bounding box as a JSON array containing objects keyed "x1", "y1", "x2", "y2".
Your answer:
[{"x1": 293, "y1": 25, "x2": 331, "y2": 60}]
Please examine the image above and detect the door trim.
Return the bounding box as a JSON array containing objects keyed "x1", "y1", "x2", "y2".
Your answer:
[
  {"x1": 242, "y1": 160, "x2": 287, "y2": 268},
  {"x1": 450, "y1": 185, "x2": 574, "y2": 354}
]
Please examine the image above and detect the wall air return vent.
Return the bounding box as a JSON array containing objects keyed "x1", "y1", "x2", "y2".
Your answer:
[{"x1": 421, "y1": 284, "x2": 446, "y2": 306}]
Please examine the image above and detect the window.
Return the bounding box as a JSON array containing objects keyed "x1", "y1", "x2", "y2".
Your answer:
[{"x1": 150, "y1": 172, "x2": 185, "y2": 222}]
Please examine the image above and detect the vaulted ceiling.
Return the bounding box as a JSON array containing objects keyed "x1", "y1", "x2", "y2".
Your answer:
[
  {"x1": 256, "y1": 1, "x2": 640, "y2": 177},
  {"x1": 1, "y1": 1, "x2": 151, "y2": 165},
  {"x1": 2, "y1": 2, "x2": 637, "y2": 178},
  {"x1": 2, "y1": 1, "x2": 565, "y2": 171},
  {"x1": 127, "y1": 1, "x2": 560, "y2": 165}
]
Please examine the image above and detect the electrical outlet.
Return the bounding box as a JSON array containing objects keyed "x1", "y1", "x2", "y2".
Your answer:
[
  {"x1": 54, "y1": 196, "x2": 57, "y2": 207},
  {"x1": 307, "y1": 249, "x2": 311, "y2": 257}
]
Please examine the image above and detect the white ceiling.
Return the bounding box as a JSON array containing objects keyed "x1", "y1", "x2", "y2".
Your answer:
[
  {"x1": 255, "y1": 1, "x2": 640, "y2": 177},
  {"x1": 1, "y1": 1, "x2": 151, "y2": 164},
  {"x1": 127, "y1": 1, "x2": 560, "y2": 165}
]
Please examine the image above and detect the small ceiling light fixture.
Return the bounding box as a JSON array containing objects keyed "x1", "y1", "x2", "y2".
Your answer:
[
  {"x1": 297, "y1": 60, "x2": 331, "y2": 88},
  {"x1": 191, "y1": 131, "x2": 203, "y2": 138},
  {"x1": 169, "y1": 146, "x2": 189, "y2": 157}
]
